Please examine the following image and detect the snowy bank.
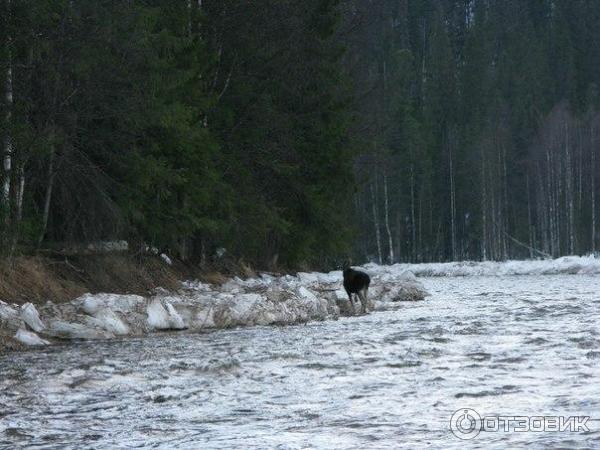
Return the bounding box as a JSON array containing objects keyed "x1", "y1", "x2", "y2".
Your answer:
[
  {"x1": 366, "y1": 255, "x2": 600, "y2": 278},
  {"x1": 0, "y1": 266, "x2": 427, "y2": 349}
]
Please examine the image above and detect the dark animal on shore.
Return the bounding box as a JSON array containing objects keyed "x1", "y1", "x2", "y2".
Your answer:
[{"x1": 342, "y1": 265, "x2": 371, "y2": 314}]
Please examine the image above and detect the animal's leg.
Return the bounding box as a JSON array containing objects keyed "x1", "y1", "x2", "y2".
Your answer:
[
  {"x1": 358, "y1": 289, "x2": 368, "y2": 313},
  {"x1": 346, "y1": 291, "x2": 355, "y2": 315}
]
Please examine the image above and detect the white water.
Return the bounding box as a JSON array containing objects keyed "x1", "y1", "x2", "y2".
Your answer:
[{"x1": 1, "y1": 271, "x2": 600, "y2": 448}]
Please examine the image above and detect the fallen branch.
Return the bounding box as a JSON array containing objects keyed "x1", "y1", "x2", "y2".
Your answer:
[{"x1": 504, "y1": 232, "x2": 551, "y2": 259}]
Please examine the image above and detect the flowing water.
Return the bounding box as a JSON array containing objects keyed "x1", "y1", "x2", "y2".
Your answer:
[{"x1": 1, "y1": 275, "x2": 599, "y2": 449}]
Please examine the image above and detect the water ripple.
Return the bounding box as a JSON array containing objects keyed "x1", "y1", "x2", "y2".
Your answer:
[{"x1": 0, "y1": 275, "x2": 599, "y2": 449}]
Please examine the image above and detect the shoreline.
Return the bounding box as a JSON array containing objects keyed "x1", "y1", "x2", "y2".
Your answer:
[
  {"x1": 3, "y1": 254, "x2": 598, "y2": 352},
  {"x1": 0, "y1": 266, "x2": 428, "y2": 352}
]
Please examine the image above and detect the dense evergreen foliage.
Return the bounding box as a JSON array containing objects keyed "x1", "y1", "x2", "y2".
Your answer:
[
  {"x1": 2, "y1": 0, "x2": 600, "y2": 268},
  {"x1": 1, "y1": 0, "x2": 353, "y2": 268}
]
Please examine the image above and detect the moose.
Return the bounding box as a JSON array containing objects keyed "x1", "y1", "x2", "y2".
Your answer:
[{"x1": 342, "y1": 263, "x2": 371, "y2": 314}]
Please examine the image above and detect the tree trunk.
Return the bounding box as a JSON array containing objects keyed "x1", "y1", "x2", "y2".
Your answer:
[
  {"x1": 565, "y1": 121, "x2": 575, "y2": 254},
  {"x1": 16, "y1": 166, "x2": 24, "y2": 223},
  {"x1": 546, "y1": 147, "x2": 556, "y2": 256},
  {"x1": 481, "y1": 145, "x2": 487, "y2": 260},
  {"x1": 38, "y1": 141, "x2": 56, "y2": 247},
  {"x1": 383, "y1": 173, "x2": 394, "y2": 263},
  {"x1": 449, "y1": 145, "x2": 457, "y2": 260},
  {"x1": 592, "y1": 123, "x2": 596, "y2": 253},
  {"x1": 538, "y1": 160, "x2": 550, "y2": 255},
  {"x1": 410, "y1": 165, "x2": 416, "y2": 261},
  {"x1": 526, "y1": 173, "x2": 534, "y2": 259},
  {"x1": 418, "y1": 185, "x2": 423, "y2": 261},
  {"x1": 3, "y1": 0, "x2": 13, "y2": 217},
  {"x1": 556, "y1": 134, "x2": 563, "y2": 255},
  {"x1": 370, "y1": 179, "x2": 382, "y2": 265},
  {"x1": 187, "y1": 0, "x2": 193, "y2": 37},
  {"x1": 578, "y1": 126, "x2": 583, "y2": 213},
  {"x1": 501, "y1": 142, "x2": 509, "y2": 259},
  {"x1": 9, "y1": 164, "x2": 24, "y2": 256}
]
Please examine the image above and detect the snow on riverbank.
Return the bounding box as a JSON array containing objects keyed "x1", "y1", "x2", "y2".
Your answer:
[
  {"x1": 366, "y1": 254, "x2": 600, "y2": 278},
  {"x1": 0, "y1": 266, "x2": 427, "y2": 349},
  {"x1": 4, "y1": 255, "x2": 599, "y2": 350}
]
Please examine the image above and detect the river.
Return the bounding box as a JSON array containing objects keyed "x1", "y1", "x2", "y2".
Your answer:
[{"x1": 1, "y1": 274, "x2": 599, "y2": 449}]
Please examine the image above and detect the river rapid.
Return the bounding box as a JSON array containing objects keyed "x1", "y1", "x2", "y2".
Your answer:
[{"x1": 1, "y1": 273, "x2": 600, "y2": 449}]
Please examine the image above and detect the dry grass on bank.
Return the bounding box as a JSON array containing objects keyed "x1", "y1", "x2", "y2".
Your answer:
[
  {"x1": 0, "y1": 248, "x2": 282, "y2": 306},
  {"x1": 0, "y1": 254, "x2": 184, "y2": 305}
]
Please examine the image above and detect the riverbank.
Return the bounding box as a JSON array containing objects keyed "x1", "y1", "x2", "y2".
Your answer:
[
  {"x1": 4, "y1": 253, "x2": 600, "y2": 352},
  {"x1": 0, "y1": 258, "x2": 429, "y2": 351}
]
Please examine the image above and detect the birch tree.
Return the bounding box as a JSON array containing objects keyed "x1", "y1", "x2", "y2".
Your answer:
[{"x1": 3, "y1": 0, "x2": 13, "y2": 217}]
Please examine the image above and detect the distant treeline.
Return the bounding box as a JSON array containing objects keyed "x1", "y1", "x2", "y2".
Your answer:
[
  {"x1": 2, "y1": 1, "x2": 600, "y2": 269},
  {"x1": 346, "y1": 0, "x2": 600, "y2": 263}
]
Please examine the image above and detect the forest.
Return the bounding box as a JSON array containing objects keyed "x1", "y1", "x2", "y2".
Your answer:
[{"x1": 2, "y1": 0, "x2": 600, "y2": 269}]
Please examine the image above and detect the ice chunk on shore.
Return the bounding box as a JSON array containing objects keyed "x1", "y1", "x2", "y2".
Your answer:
[
  {"x1": 0, "y1": 301, "x2": 19, "y2": 322},
  {"x1": 48, "y1": 320, "x2": 115, "y2": 340},
  {"x1": 147, "y1": 299, "x2": 170, "y2": 329},
  {"x1": 14, "y1": 329, "x2": 49, "y2": 346},
  {"x1": 85, "y1": 309, "x2": 130, "y2": 335},
  {"x1": 78, "y1": 293, "x2": 146, "y2": 315},
  {"x1": 296, "y1": 286, "x2": 318, "y2": 302},
  {"x1": 165, "y1": 302, "x2": 185, "y2": 329},
  {"x1": 0, "y1": 301, "x2": 23, "y2": 333},
  {"x1": 147, "y1": 299, "x2": 186, "y2": 330},
  {"x1": 192, "y1": 307, "x2": 216, "y2": 329},
  {"x1": 20, "y1": 303, "x2": 45, "y2": 332},
  {"x1": 213, "y1": 293, "x2": 262, "y2": 327}
]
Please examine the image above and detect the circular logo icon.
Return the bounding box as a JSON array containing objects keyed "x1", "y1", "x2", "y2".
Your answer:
[{"x1": 450, "y1": 408, "x2": 481, "y2": 440}]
